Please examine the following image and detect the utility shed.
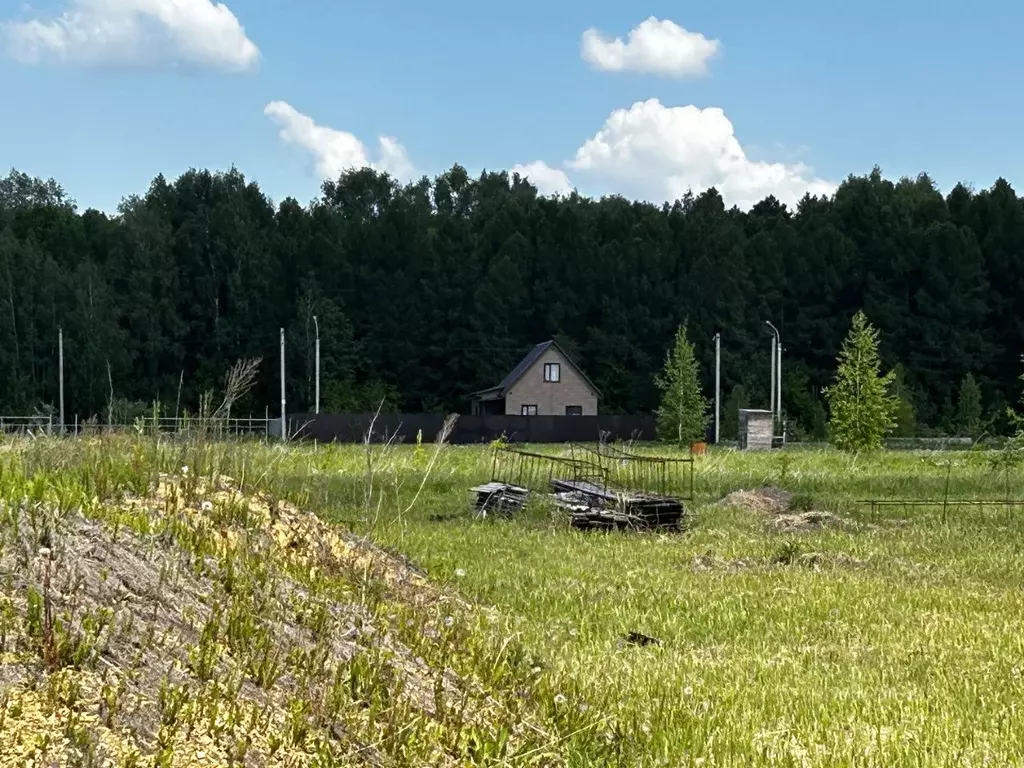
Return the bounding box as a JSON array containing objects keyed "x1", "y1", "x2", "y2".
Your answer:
[{"x1": 738, "y1": 409, "x2": 774, "y2": 451}]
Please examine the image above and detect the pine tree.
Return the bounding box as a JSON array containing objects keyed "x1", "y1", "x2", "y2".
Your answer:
[
  {"x1": 825, "y1": 310, "x2": 898, "y2": 451},
  {"x1": 722, "y1": 384, "x2": 749, "y2": 441},
  {"x1": 955, "y1": 373, "x2": 983, "y2": 438},
  {"x1": 889, "y1": 364, "x2": 918, "y2": 438},
  {"x1": 1006, "y1": 366, "x2": 1024, "y2": 441},
  {"x1": 655, "y1": 324, "x2": 709, "y2": 445}
]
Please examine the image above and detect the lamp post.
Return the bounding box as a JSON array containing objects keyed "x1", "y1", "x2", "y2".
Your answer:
[
  {"x1": 313, "y1": 315, "x2": 320, "y2": 415},
  {"x1": 765, "y1": 321, "x2": 781, "y2": 430},
  {"x1": 714, "y1": 332, "x2": 721, "y2": 444}
]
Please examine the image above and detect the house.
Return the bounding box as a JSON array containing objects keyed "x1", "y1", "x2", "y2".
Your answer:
[{"x1": 470, "y1": 340, "x2": 600, "y2": 416}]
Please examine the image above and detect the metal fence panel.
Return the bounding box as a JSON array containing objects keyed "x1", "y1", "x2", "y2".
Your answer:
[{"x1": 287, "y1": 413, "x2": 660, "y2": 444}]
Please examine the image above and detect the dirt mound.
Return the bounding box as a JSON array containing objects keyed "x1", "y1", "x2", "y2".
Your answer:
[
  {"x1": 0, "y1": 472, "x2": 551, "y2": 767},
  {"x1": 719, "y1": 487, "x2": 846, "y2": 532},
  {"x1": 720, "y1": 487, "x2": 794, "y2": 515}
]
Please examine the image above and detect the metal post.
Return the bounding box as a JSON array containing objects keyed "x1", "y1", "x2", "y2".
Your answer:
[
  {"x1": 58, "y1": 327, "x2": 65, "y2": 434},
  {"x1": 175, "y1": 370, "x2": 183, "y2": 431},
  {"x1": 714, "y1": 332, "x2": 721, "y2": 444},
  {"x1": 777, "y1": 341, "x2": 783, "y2": 435},
  {"x1": 313, "y1": 315, "x2": 320, "y2": 415},
  {"x1": 766, "y1": 321, "x2": 781, "y2": 428},
  {"x1": 280, "y1": 328, "x2": 287, "y2": 441}
]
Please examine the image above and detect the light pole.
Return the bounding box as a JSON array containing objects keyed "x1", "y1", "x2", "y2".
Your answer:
[
  {"x1": 313, "y1": 315, "x2": 320, "y2": 415},
  {"x1": 765, "y1": 321, "x2": 781, "y2": 430},
  {"x1": 58, "y1": 327, "x2": 64, "y2": 435},
  {"x1": 280, "y1": 328, "x2": 287, "y2": 442},
  {"x1": 714, "y1": 332, "x2": 721, "y2": 444}
]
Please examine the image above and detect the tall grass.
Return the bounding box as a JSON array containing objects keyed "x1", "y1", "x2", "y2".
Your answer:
[
  {"x1": 5, "y1": 436, "x2": 1024, "y2": 765},
  {"x1": 283, "y1": 442, "x2": 1024, "y2": 766}
]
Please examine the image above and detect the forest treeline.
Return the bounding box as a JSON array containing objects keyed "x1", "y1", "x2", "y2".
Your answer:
[{"x1": 1, "y1": 164, "x2": 1021, "y2": 439}]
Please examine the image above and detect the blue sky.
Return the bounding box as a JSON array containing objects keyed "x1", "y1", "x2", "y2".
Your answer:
[{"x1": 2, "y1": 0, "x2": 1023, "y2": 213}]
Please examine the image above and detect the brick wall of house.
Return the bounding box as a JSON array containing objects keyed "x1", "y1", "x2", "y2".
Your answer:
[{"x1": 504, "y1": 347, "x2": 599, "y2": 416}]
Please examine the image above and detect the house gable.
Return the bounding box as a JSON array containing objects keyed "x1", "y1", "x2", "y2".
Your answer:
[{"x1": 504, "y1": 345, "x2": 599, "y2": 416}]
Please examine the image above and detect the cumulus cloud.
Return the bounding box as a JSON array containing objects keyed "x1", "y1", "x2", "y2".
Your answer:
[
  {"x1": 581, "y1": 17, "x2": 720, "y2": 78},
  {"x1": 265, "y1": 101, "x2": 414, "y2": 180},
  {"x1": 266, "y1": 97, "x2": 830, "y2": 209},
  {"x1": 569, "y1": 99, "x2": 835, "y2": 209},
  {"x1": 377, "y1": 136, "x2": 415, "y2": 181},
  {"x1": 510, "y1": 161, "x2": 573, "y2": 196},
  {"x1": 2, "y1": 0, "x2": 259, "y2": 72}
]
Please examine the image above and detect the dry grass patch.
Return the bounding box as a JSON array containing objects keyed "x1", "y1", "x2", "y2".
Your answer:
[{"x1": 719, "y1": 485, "x2": 854, "y2": 533}]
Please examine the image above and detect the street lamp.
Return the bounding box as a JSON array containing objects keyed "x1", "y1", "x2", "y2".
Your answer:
[
  {"x1": 313, "y1": 315, "x2": 321, "y2": 415},
  {"x1": 765, "y1": 321, "x2": 781, "y2": 428}
]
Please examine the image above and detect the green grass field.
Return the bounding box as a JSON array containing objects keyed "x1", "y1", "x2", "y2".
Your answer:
[
  {"x1": 298, "y1": 442, "x2": 1024, "y2": 766},
  {"x1": 5, "y1": 437, "x2": 1024, "y2": 766}
]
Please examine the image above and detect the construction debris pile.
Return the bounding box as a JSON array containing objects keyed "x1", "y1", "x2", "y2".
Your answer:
[
  {"x1": 551, "y1": 479, "x2": 685, "y2": 531},
  {"x1": 470, "y1": 445, "x2": 691, "y2": 532},
  {"x1": 471, "y1": 481, "x2": 531, "y2": 516}
]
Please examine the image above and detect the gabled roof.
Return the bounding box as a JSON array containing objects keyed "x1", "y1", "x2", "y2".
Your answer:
[{"x1": 471, "y1": 340, "x2": 602, "y2": 400}]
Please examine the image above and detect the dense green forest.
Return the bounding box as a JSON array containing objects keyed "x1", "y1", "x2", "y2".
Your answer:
[{"x1": 1, "y1": 164, "x2": 1021, "y2": 438}]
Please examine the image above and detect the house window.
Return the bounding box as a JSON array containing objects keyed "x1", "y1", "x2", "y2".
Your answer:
[
  {"x1": 565, "y1": 406, "x2": 583, "y2": 416},
  {"x1": 544, "y1": 363, "x2": 560, "y2": 383},
  {"x1": 521, "y1": 405, "x2": 538, "y2": 416}
]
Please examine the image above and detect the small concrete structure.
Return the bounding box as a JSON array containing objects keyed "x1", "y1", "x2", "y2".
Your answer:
[{"x1": 738, "y1": 409, "x2": 774, "y2": 451}]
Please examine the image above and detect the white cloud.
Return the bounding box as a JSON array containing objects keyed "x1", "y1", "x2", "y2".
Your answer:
[
  {"x1": 511, "y1": 161, "x2": 573, "y2": 196},
  {"x1": 377, "y1": 136, "x2": 415, "y2": 180},
  {"x1": 264, "y1": 101, "x2": 415, "y2": 180},
  {"x1": 265, "y1": 97, "x2": 829, "y2": 209},
  {"x1": 569, "y1": 99, "x2": 836, "y2": 210},
  {"x1": 2, "y1": 0, "x2": 259, "y2": 72},
  {"x1": 581, "y1": 17, "x2": 720, "y2": 78}
]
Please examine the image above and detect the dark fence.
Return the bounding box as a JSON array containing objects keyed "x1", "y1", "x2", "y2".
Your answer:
[{"x1": 286, "y1": 413, "x2": 660, "y2": 444}]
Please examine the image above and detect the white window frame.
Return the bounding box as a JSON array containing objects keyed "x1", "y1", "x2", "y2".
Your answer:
[{"x1": 544, "y1": 363, "x2": 561, "y2": 383}]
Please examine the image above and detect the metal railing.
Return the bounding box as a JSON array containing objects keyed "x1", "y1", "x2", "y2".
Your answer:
[
  {"x1": 858, "y1": 498, "x2": 1024, "y2": 524},
  {"x1": 125, "y1": 416, "x2": 270, "y2": 436},
  {"x1": 572, "y1": 442, "x2": 695, "y2": 499},
  {"x1": 0, "y1": 415, "x2": 270, "y2": 438},
  {"x1": 490, "y1": 446, "x2": 608, "y2": 493},
  {"x1": 0, "y1": 415, "x2": 56, "y2": 435}
]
